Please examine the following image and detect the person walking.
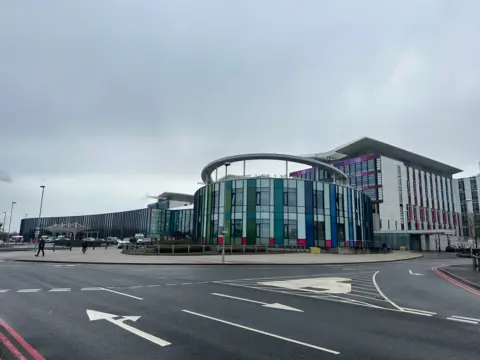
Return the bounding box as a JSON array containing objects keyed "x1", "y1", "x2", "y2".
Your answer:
[
  {"x1": 82, "y1": 239, "x2": 88, "y2": 254},
  {"x1": 35, "y1": 237, "x2": 46, "y2": 257}
]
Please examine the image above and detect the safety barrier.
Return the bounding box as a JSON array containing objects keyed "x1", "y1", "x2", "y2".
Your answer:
[{"x1": 122, "y1": 244, "x2": 309, "y2": 255}]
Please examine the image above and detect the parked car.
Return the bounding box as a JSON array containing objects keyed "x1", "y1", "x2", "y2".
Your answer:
[
  {"x1": 117, "y1": 239, "x2": 130, "y2": 249},
  {"x1": 136, "y1": 238, "x2": 152, "y2": 244}
]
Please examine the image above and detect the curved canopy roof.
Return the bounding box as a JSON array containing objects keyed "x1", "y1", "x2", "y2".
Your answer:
[
  {"x1": 45, "y1": 222, "x2": 88, "y2": 234},
  {"x1": 201, "y1": 153, "x2": 347, "y2": 184}
]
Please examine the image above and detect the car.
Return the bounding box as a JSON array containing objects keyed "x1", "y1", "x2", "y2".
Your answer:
[
  {"x1": 117, "y1": 239, "x2": 130, "y2": 249},
  {"x1": 136, "y1": 237, "x2": 152, "y2": 244}
]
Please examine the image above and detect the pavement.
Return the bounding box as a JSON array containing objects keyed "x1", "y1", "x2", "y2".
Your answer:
[
  {"x1": 0, "y1": 252, "x2": 478, "y2": 359},
  {"x1": 438, "y1": 263, "x2": 480, "y2": 290},
  {"x1": 0, "y1": 247, "x2": 423, "y2": 265}
]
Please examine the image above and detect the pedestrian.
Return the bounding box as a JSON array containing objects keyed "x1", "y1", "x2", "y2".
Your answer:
[
  {"x1": 35, "y1": 237, "x2": 46, "y2": 257},
  {"x1": 82, "y1": 239, "x2": 88, "y2": 254},
  {"x1": 382, "y1": 242, "x2": 388, "y2": 254}
]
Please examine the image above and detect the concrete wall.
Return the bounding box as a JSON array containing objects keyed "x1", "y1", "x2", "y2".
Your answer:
[{"x1": 379, "y1": 156, "x2": 404, "y2": 230}]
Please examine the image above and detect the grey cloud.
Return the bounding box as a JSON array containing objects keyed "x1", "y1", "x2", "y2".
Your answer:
[
  {"x1": 0, "y1": 170, "x2": 12, "y2": 183},
  {"x1": 1, "y1": 0, "x2": 480, "y2": 219}
]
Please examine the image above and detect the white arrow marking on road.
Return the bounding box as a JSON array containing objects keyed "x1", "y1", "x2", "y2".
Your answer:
[
  {"x1": 211, "y1": 293, "x2": 303, "y2": 312},
  {"x1": 86, "y1": 309, "x2": 171, "y2": 347},
  {"x1": 408, "y1": 270, "x2": 424, "y2": 276},
  {"x1": 258, "y1": 277, "x2": 352, "y2": 294}
]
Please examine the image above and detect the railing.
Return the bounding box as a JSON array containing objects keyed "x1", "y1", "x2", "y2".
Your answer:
[{"x1": 122, "y1": 244, "x2": 309, "y2": 255}]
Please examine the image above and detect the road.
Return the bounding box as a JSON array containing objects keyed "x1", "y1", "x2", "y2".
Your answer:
[{"x1": 0, "y1": 253, "x2": 478, "y2": 359}]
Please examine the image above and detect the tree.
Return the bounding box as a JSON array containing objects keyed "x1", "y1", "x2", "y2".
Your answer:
[{"x1": 467, "y1": 213, "x2": 480, "y2": 249}]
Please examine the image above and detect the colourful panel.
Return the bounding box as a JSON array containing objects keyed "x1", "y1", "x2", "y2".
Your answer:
[
  {"x1": 269, "y1": 238, "x2": 274, "y2": 246},
  {"x1": 241, "y1": 237, "x2": 246, "y2": 245},
  {"x1": 246, "y1": 218, "x2": 256, "y2": 244},
  {"x1": 305, "y1": 181, "x2": 314, "y2": 246},
  {"x1": 330, "y1": 184, "x2": 337, "y2": 248},
  {"x1": 297, "y1": 239, "x2": 306, "y2": 246},
  {"x1": 273, "y1": 179, "x2": 284, "y2": 245},
  {"x1": 325, "y1": 240, "x2": 332, "y2": 248},
  {"x1": 246, "y1": 179, "x2": 257, "y2": 245}
]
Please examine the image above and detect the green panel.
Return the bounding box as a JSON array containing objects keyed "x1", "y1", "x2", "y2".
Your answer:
[
  {"x1": 246, "y1": 218, "x2": 256, "y2": 244},
  {"x1": 224, "y1": 219, "x2": 231, "y2": 243},
  {"x1": 225, "y1": 182, "x2": 232, "y2": 213},
  {"x1": 206, "y1": 185, "x2": 211, "y2": 243}
]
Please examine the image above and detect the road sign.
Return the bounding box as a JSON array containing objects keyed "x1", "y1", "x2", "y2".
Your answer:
[
  {"x1": 211, "y1": 293, "x2": 303, "y2": 312},
  {"x1": 86, "y1": 310, "x2": 171, "y2": 347}
]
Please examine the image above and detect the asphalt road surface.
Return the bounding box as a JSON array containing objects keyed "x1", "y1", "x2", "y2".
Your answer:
[{"x1": 0, "y1": 253, "x2": 478, "y2": 359}]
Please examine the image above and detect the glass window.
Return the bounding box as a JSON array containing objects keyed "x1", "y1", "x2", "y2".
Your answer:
[
  {"x1": 283, "y1": 220, "x2": 297, "y2": 239},
  {"x1": 355, "y1": 162, "x2": 361, "y2": 173},
  {"x1": 367, "y1": 159, "x2": 375, "y2": 171},
  {"x1": 368, "y1": 174, "x2": 376, "y2": 186},
  {"x1": 231, "y1": 219, "x2": 242, "y2": 238},
  {"x1": 361, "y1": 161, "x2": 368, "y2": 173},
  {"x1": 314, "y1": 190, "x2": 324, "y2": 209},
  {"x1": 314, "y1": 221, "x2": 325, "y2": 241}
]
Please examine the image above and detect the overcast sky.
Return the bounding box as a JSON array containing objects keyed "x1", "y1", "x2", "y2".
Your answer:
[{"x1": 1, "y1": 1, "x2": 479, "y2": 231}]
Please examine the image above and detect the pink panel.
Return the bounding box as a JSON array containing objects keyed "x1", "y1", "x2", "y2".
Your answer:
[
  {"x1": 269, "y1": 238, "x2": 274, "y2": 246},
  {"x1": 297, "y1": 239, "x2": 306, "y2": 246},
  {"x1": 325, "y1": 240, "x2": 332, "y2": 248},
  {"x1": 345, "y1": 241, "x2": 350, "y2": 247},
  {"x1": 241, "y1": 237, "x2": 246, "y2": 245},
  {"x1": 218, "y1": 237, "x2": 224, "y2": 245},
  {"x1": 202, "y1": 237, "x2": 206, "y2": 244}
]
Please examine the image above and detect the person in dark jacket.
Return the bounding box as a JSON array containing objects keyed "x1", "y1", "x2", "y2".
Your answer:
[{"x1": 35, "y1": 237, "x2": 46, "y2": 257}]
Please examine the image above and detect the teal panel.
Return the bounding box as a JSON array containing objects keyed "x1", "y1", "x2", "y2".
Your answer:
[{"x1": 274, "y1": 179, "x2": 284, "y2": 245}]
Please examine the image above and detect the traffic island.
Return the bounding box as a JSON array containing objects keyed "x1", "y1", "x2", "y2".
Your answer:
[{"x1": 437, "y1": 265, "x2": 480, "y2": 291}]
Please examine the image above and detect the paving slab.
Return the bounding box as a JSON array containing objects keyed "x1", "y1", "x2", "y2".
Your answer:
[{"x1": 0, "y1": 247, "x2": 423, "y2": 265}]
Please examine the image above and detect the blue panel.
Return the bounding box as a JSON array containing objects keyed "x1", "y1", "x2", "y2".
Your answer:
[
  {"x1": 225, "y1": 212, "x2": 231, "y2": 221},
  {"x1": 274, "y1": 179, "x2": 284, "y2": 245},
  {"x1": 306, "y1": 214, "x2": 314, "y2": 246},
  {"x1": 305, "y1": 181, "x2": 313, "y2": 213},
  {"x1": 330, "y1": 184, "x2": 337, "y2": 248},
  {"x1": 348, "y1": 189, "x2": 354, "y2": 245},
  {"x1": 305, "y1": 181, "x2": 314, "y2": 246}
]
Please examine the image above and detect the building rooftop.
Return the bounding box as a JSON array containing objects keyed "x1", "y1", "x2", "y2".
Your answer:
[
  {"x1": 304, "y1": 137, "x2": 462, "y2": 176},
  {"x1": 155, "y1": 192, "x2": 194, "y2": 203},
  {"x1": 169, "y1": 204, "x2": 194, "y2": 211}
]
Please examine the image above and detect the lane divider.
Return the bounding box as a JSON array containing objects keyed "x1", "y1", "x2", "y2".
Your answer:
[{"x1": 432, "y1": 267, "x2": 480, "y2": 296}]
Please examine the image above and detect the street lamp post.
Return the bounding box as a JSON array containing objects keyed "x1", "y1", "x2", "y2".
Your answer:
[
  {"x1": 224, "y1": 162, "x2": 231, "y2": 180},
  {"x1": 1, "y1": 212, "x2": 5, "y2": 232},
  {"x1": 221, "y1": 230, "x2": 228, "y2": 264},
  {"x1": 36, "y1": 185, "x2": 46, "y2": 241},
  {"x1": 8, "y1": 202, "x2": 16, "y2": 234}
]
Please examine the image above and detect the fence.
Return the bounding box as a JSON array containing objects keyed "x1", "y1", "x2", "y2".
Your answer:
[{"x1": 122, "y1": 244, "x2": 310, "y2": 255}]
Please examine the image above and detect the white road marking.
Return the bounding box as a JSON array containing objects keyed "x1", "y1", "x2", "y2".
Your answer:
[
  {"x1": 128, "y1": 286, "x2": 144, "y2": 289},
  {"x1": 81, "y1": 287, "x2": 103, "y2": 291},
  {"x1": 449, "y1": 315, "x2": 480, "y2": 322},
  {"x1": 182, "y1": 310, "x2": 339, "y2": 354},
  {"x1": 180, "y1": 283, "x2": 192, "y2": 285},
  {"x1": 402, "y1": 308, "x2": 437, "y2": 315},
  {"x1": 408, "y1": 270, "x2": 424, "y2": 276},
  {"x1": 0, "y1": 289, "x2": 10, "y2": 293},
  {"x1": 165, "y1": 283, "x2": 177, "y2": 286},
  {"x1": 211, "y1": 293, "x2": 303, "y2": 312},
  {"x1": 446, "y1": 317, "x2": 478, "y2": 324},
  {"x1": 17, "y1": 289, "x2": 41, "y2": 293},
  {"x1": 146, "y1": 284, "x2": 162, "y2": 287},
  {"x1": 196, "y1": 281, "x2": 210, "y2": 284},
  {"x1": 101, "y1": 288, "x2": 143, "y2": 300},
  {"x1": 49, "y1": 288, "x2": 71, "y2": 292},
  {"x1": 214, "y1": 270, "x2": 375, "y2": 283},
  {"x1": 259, "y1": 277, "x2": 352, "y2": 294},
  {"x1": 86, "y1": 309, "x2": 171, "y2": 347},
  {"x1": 372, "y1": 271, "x2": 403, "y2": 311}
]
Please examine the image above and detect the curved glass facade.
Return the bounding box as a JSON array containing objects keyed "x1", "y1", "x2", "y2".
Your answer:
[{"x1": 193, "y1": 178, "x2": 374, "y2": 247}]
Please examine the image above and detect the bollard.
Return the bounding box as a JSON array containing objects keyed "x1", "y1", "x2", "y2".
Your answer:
[
  {"x1": 172, "y1": 245, "x2": 175, "y2": 254},
  {"x1": 157, "y1": 244, "x2": 160, "y2": 255},
  {"x1": 188, "y1": 245, "x2": 190, "y2": 254}
]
